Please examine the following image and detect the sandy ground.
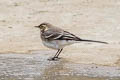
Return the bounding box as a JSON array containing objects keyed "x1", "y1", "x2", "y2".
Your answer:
[{"x1": 0, "y1": 0, "x2": 120, "y2": 66}]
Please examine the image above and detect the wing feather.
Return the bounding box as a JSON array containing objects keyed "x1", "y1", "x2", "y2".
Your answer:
[
  {"x1": 55, "y1": 31, "x2": 81, "y2": 41},
  {"x1": 41, "y1": 29, "x2": 81, "y2": 41}
]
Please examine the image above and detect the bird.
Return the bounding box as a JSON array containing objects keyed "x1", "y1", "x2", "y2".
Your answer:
[{"x1": 35, "y1": 22, "x2": 108, "y2": 61}]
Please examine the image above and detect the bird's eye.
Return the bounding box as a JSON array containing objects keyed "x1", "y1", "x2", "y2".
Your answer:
[{"x1": 40, "y1": 25, "x2": 46, "y2": 30}]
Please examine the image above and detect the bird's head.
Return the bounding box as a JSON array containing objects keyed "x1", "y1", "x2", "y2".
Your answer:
[{"x1": 35, "y1": 22, "x2": 52, "y2": 31}]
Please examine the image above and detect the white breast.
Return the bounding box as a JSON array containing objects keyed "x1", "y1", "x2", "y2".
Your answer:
[
  {"x1": 42, "y1": 40, "x2": 77, "y2": 50},
  {"x1": 42, "y1": 40, "x2": 58, "y2": 50}
]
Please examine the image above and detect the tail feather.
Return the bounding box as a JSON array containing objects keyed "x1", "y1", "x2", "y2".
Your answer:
[{"x1": 80, "y1": 39, "x2": 108, "y2": 44}]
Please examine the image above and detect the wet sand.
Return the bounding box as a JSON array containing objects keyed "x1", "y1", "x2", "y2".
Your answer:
[
  {"x1": 0, "y1": 0, "x2": 120, "y2": 66},
  {"x1": 0, "y1": 52, "x2": 120, "y2": 80}
]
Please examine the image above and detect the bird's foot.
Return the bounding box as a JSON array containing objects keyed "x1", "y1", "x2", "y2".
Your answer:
[{"x1": 48, "y1": 57, "x2": 61, "y2": 61}]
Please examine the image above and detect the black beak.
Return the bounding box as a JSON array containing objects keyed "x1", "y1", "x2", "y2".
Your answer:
[{"x1": 34, "y1": 26, "x2": 39, "y2": 28}]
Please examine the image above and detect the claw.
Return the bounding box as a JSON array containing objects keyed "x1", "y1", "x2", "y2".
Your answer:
[{"x1": 47, "y1": 57, "x2": 61, "y2": 61}]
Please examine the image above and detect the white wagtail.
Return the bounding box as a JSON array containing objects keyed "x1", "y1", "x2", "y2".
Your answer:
[{"x1": 35, "y1": 22, "x2": 108, "y2": 61}]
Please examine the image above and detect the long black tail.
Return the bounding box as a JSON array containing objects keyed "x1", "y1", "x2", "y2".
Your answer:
[{"x1": 80, "y1": 39, "x2": 108, "y2": 44}]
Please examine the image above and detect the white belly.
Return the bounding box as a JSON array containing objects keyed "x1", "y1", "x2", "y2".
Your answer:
[{"x1": 42, "y1": 40, "x2": 76, "y2": 50}]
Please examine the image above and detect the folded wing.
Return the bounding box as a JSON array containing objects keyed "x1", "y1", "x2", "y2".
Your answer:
[{"x1": 42, "y1": 29, "x2": 81, "y2": 41}]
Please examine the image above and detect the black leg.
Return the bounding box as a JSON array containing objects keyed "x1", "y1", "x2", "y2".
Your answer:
[
  {"x1": 50, "y1": 49, "x2": 60, "y2": 60},
  {"x1": 55, "y1": 48, "x2": 63, "y2": 58},
  {"x1": 48, "y1": 49, "x2": 63, "y2": 61},
  {"x1": 53, "y1": 49, "x2": 60, "y2": 58}
]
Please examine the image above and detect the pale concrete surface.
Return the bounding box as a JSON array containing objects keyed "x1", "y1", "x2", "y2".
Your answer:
[{"x1": 0, "y1": 0, "x2": 120, "y2": 66}]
